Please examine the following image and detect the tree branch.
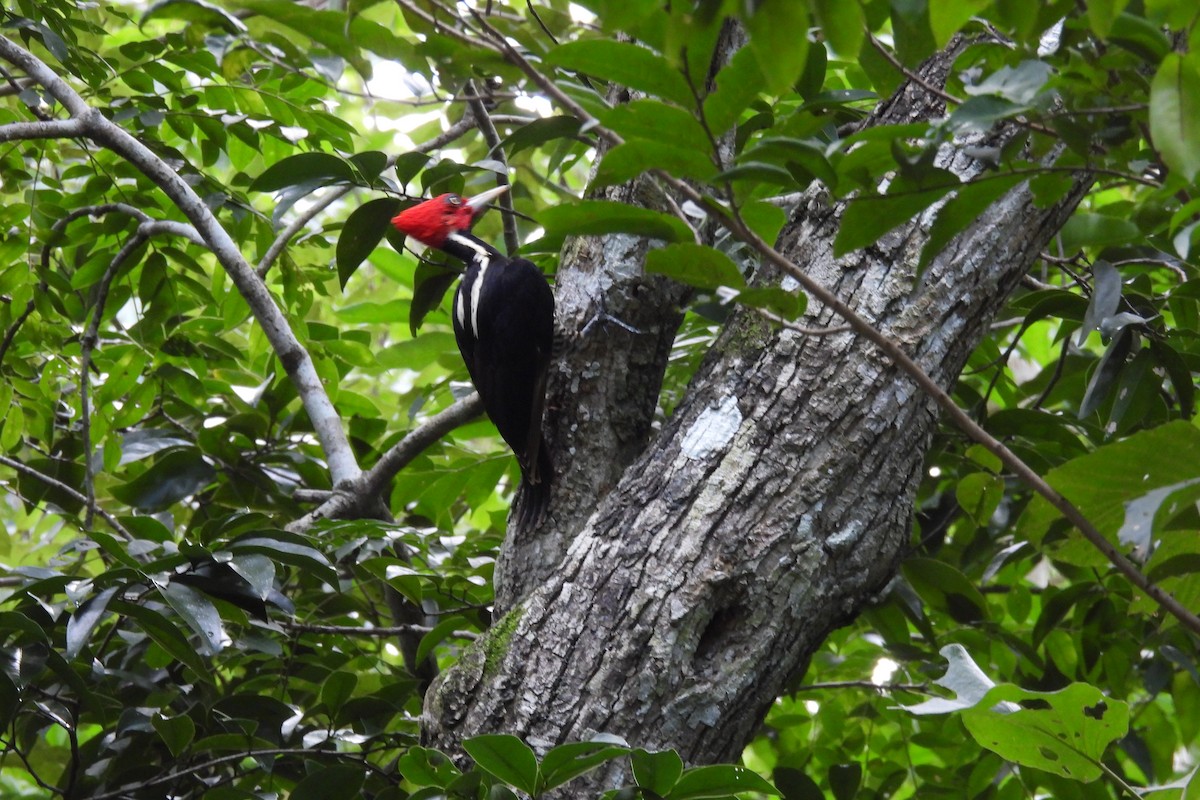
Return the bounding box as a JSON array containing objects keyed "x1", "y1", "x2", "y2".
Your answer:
[
  {"x1": 0, "y1": 34, "x2": 362, "y2": 488},
  {"x1": 287, "y1": 393, "x2": 484, "y2": 532},
  {"x1": 0, "y1": 454, "x2": 132, "y2": 539},
  {"x1": 463, "y1": 79, "x2": 519, "y2": 255}
]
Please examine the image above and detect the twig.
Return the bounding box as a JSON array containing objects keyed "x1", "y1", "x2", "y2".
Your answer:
[
  {"x1": 793, "y1": 680, "x2": 930, "y2": 693},
  {"x1": 282, "y1": 620, "x2": 478, "y2": 639},
  {"x1": 0, "y1": 454, "x2": 132, "y2": 538},
  {"x1": 463, "y1": 79, "x2": 519, "y2": 256}
]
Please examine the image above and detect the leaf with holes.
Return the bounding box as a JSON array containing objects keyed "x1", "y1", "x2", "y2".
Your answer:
[{"x1": 962, "y1": 683, "x2": 1129, "y2": 782}]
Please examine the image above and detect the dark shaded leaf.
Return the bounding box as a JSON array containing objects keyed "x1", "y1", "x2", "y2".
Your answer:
[
  {"x1": 292, "y1": 765, "x2": 366, "y2": 800},
  {"x1": 338, "y1": 198, "x2": 403, "y2": 289},
  {"x1": 161, "y1": 581, "x2": 225, "y2": 654},
  {"x1": 1079, "y1": 327, "x2": 1133, "y2": 418},
  {"x1": 646, "y1": 243, "x2": 744, "y2": 290},
  {"x1": 141, "y1": 0, "x2": 248, "y2": 32},
  {"x1": 66, "y1": 585, "x2": 119, "y2": 659},
  {"x1": 410, "y1": 262, "x2": 460, "y2": 336},
  {"x1": 110, "y1": 449, "x2": 215, "y2": 511},
  {"x1": 545, "y1": 40, "x2": 694, "y2": 107},
  {"x1": 251, "y1": 152, "x2": 356, "y2": 192},
  {"x1": 540, "y1": 742, "x2": 630, "y2": 791},
  {"x1": 152, "y1": 712, "x2": 196, "y2": 757},
  {"x1": 500, "y1": 116, "x2": 583, "y2": 156}
]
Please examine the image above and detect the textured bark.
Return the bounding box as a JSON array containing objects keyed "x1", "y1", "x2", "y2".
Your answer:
[{"x1": 426, "y1": 35, "x2": 1090, "y2": 792}]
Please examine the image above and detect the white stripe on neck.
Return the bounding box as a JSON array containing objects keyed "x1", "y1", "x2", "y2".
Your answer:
[{"x1": 448, "y1": 233, "x2": 492, "y2": 339}]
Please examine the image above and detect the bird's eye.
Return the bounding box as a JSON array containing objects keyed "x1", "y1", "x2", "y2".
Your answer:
[{"x1": 446, "y1": 194, "x2": 463, "y2": 206}]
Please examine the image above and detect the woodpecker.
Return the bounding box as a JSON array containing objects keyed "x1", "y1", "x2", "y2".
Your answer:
[{"x1": 391, "y1": 186, "x2": 554, "y2": 524}]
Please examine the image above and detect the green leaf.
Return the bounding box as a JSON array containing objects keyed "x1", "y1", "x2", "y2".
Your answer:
[
  {"x1": 540, "y1": 742, "x2": 630, "y2": 791},
  {"x1": 462, "y1": 734, "x2": 540, "y2": 796},
  {"x1": 733, "y1": 287, "x2": 806, "y2": 321},
  {"x1": 812, "y1": 0, "x2": 864, "y2": 58},
  {"x1": 594, "y1": 140, "x2": 717, "y2": 188},
  {"x1": 222, "y1": 0, "x2": 374, "y2": 77},
  {"x1": 152, "y1": 712, "x2": 196, "y2": 757},
  {"x1": 410, "y1": 263, "x2": 459, "y2": 336},
  {"x1": 835, "y1": 178, "x2": 957, "y2": 257},
  {"x1": 1018, "y1": 421, "x2": 1200, "y2": 564},
  {"x1": 929, "y1": 0, "x2": 989, "y2": 47},
  {"x1": 500, "y1": 116, "x2": 583, "y2": 157},
  {"x1": 113, "y1": 600, "x2": 214, "y2": 682},
  {"x1": 531, "y1": 200, "x2": 693, "y2": 252},
  {"x1": 377, "y1": 332, "x2": 459, "y2": 370},
  {"x1": 645, "y1": 243, "x2": 745, "y2": 290},
  {"x1": 338, "y1": 198, "x2": 403, "y2": 290},
  {"x1": 545, "y1": 40, "x2": 694, "y2": 107},
  {"x1": 250, "y1": 152, "x2": 356, "y2": 193},
  {"x1": 320, "y1": 670, "x2": 357, "y2": 711},
  {"x1": 632, "y1": 748, "x2": 683, "y2": 796},
  {"x1": 65, "y1": 585, "x2": 119, "y2": 659},
  {"x1": 142, "y1": 0, "x2": 249, "y2": 33},
  {"x1": 1086, "y1": 0, "x2": 1131, "y2": 38},
  {"x1": 1078, "y1": 328, "x2": 1133, "y2": 418},
  {"x1": 955, "y1": 472, "x2": 1005, "y2": 527},
  {"x1": 291, "y1": 765, "x2": 366, "y2": 800},
  {"x1": 110, "y1": 449, "x2": 215, "y2": 511},
  {"x1": 740, "y1": 201, "x2": 788, "y2": 246},
  {"x1": 398, "y1": 747, "x2": 462, "y2": 789},
  {"x1": 228, "y1": 531, "x2": 338, "y2": 587},
  {"x1": 161, "y1": 581, "x2": 225, "y2": 654},
  {"x1": 1060, "y1": 213, "x2": 1140, "y2": 252},
  {"x1": 741, "y1": 0, "x2": 810, "y2": 95},
  {"x1": 703, "y1": 45, "x2": 766, "y2": 136},
  {"x1": 902, "y1": 557, "x2": 990, "y2": 623},
  {"x1": 600, "y1": 100, "x2": 710, "y2": 152},
  {"x1": 828, "y1": 763, "x2": 862, "y2": 800},
  {"x1": 1150, "y1": 53, "x2": 1200, "y2": 182},
  {"x1": 961, "y1": 683, "x2": 1129, "y2": 782},
  {"x1": 918, "y1": 175, "x2": 1025, "y2": 274},
  {"x1": 668, "y1": 764, "x2": 780, "y2": 798}
]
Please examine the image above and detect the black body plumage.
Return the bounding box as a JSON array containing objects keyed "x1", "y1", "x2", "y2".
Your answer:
[{"x1": 443, "y1": 232, "x2": 555, "y2": 524}]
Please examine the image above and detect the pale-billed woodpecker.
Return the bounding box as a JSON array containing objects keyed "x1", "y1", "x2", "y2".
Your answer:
[{"x1": 391, "y1": 186, "x2": 554, "y2": 524}]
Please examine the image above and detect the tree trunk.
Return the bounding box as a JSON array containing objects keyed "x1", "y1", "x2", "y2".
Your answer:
[{"x1": 425, "y1": 34, "x2": 1090, "y2": 791}]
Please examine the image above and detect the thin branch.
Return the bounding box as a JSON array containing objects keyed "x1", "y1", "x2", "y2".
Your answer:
[
  {"x1": 0, "y1": 34, "x2": 362, "y2": 488},
  {"x1": 467, "y1": 13, "x2": 1200, "y2": 637},
  {"x1": 464, "y1": 79, "x2": 519, "y2": 256},
  {"x1": 0, "y1": 117, "x2": 84, "y2": 141},
  {"x1": 79, "y1": 229, "x2": 151, "y2": 527},
  {"x1": 282, "y1": 620, "x2": 478, "y2": 639},
  {"x1": 794, "y1": 680, "x2": 930, "y2": 693},
  {"x1": 287, "y1": 393, "x2": 484, "y2": 532},
  {"x1": 394, "y1": 0, "x2": 501, "y2": 52},
  {"x1": 0, "y1": 454, "x2": 132, "y2": 539}
]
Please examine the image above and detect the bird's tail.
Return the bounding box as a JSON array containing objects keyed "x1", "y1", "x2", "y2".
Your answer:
[{"x1": 514, "y1": 441, "x2": 553, "y2": 527}]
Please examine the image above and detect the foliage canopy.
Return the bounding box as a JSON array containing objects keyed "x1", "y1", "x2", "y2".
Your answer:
[{"x1": 0, "y1": 0, "x2": 1198, "y2": 797}]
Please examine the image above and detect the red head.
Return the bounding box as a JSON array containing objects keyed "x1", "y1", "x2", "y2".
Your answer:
[{"x1": 391, "y1": 186, "x2": 508, "y2": 248}]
